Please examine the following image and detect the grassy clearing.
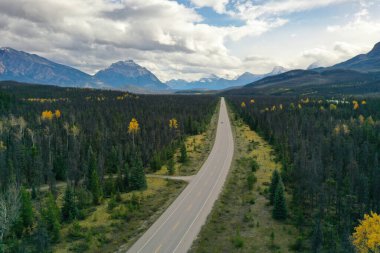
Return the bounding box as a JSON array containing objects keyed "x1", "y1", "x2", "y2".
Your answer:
[
  {"x1": 190, "y1": 105, "x2": 298, "y2": 253},
  {"x1": 155, "y1": 100, "x2": 220, "y2": 176},
  {"x1": 53, "y1": 178, "x2": 185, "y2": 253}
]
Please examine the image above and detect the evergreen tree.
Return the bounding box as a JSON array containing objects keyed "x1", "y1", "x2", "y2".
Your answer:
[
  {"x1": 87, "y1": 147, "x2": 102, "y2": 205},
  {"x1": 269, "y1": 169, "x2": 280, "y2": 205},
  {"x1": 167, "y1": 158, "x2": 175, "y2": 175},
  {"x1": 179, "y1": 142, "x2": 187, "y2": 163},
  {"x1": 89, "y1": 169, "x2": 102, "y2": 205},
  {"x1": 40, "y1": 193, "x2": 60, "y2": 242},
  {"x1": 123, "y1": 162, "x2": 130, "y2": 191},
  {"x1": 61, "y1": 186, "x2": 78, "y2": 222},
  {"x1": 311, "y1": 220, "x2": 323, "y2": 253},
  {"x1": 272, "y1": 178, "x2": 287, "y2": 220},
  {"x1": 129, "y1": 157, "x2": 147, "y2": 191},
  {"x1": 247, "y1": 172, "x2": 256, "y2": 190},
  {"x1": 20, "y1": 188, "x2": 33, "y2": 230},
  {"x1": 33, "y1": 219, "x2": 50, "y2": 253}
]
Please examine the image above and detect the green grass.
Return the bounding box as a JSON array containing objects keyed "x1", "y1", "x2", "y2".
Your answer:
[
  {"x1": 54, "y1": 178, "x2": 185, "y2": 253},
  {"x1": 190, "y1": 105, "x2": 298, "y2": 253}
]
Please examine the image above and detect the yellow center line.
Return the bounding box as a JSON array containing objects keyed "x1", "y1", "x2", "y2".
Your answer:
[
  {"x1": 172, "y1": 221, "x2": 180, "y2": 231},
  {"x1": 155, "y1": 244, "x2": 162, "y2": 253}
]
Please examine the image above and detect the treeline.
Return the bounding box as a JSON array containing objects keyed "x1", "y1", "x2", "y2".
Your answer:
[
  {"x1": 229, "y1": 96, "x2": 380, "y2": 252},
  {"x1": 0, "y1": 82, "x2": 217, "y2": 252},
  {"x1": 0, "y1": 82, "x2": 217, "y2": 189}
]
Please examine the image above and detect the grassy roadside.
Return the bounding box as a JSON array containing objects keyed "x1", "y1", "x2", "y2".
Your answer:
[
  {"x1": 154, "y1": 99, "x2": 220, "y2": 176},
  {"x1": 54, "y1": 178, "x2": 185, "y2": 253},
  {"x1": 190, "y1": 102, "x2": 298, "y2": 253}
]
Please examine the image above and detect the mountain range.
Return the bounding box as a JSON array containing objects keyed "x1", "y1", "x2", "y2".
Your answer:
[
  {"x1": 1, "y1": 41, "x2": 380, "y2": 94},
  {"x1": 0, "y1": 47, "x2": 288, "y2": 92},
  {"x1": 226, "y1": 41, "x2": 380, "y2": 96},
  {"x1": 0, "y1": 47, "x2": 169, "y2": 92},
  {"x1": 166, "y1": 66, "x2": 287, "y2": 90}
]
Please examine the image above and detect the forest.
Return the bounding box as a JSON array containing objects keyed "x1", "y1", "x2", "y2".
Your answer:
[
  {"x1": 0, "y1": 81, "x2": 218, "y2": 252},
  {"x1": 228, "y1": 95, "x2": 380, "y2": 252}
]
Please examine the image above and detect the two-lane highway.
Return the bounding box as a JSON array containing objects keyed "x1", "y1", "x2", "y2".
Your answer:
[{"x1": 123, "y1": 97, "x2": 234, "y2": 253}]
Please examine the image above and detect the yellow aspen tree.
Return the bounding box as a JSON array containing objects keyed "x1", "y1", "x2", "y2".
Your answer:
[
  {"x1": 329, "y1": 104, "x2": 337, "y2": 111},
  {"x1": 353, "y1": 212, "x2": 380, "y2": 253},
  {"x1": 361, "y1": 100, "x2": 367, "y2": 105},
  {"x1": 250, "y1": 99, "x2": 255, "y2": 104},
  {"x1": 354, "y1": 103, "x2": 360, "y2": 110},
  {"x1": 128, "y1": 118, "x2": 140, "y2": 147},
  {"x1": 55, "y1": 110, "x2": 61, "y2": 118},
  {"x1": 41, "y1": 110, "x2": 53, "y2": 120},
  {"x1": 241, "y1": 102, "x2": 246, "y2": 108},
  {"x1": 169, "y1": 118, "x2": 178, "y2": 129}
]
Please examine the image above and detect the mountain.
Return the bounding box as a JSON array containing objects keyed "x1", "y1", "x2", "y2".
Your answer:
[
  {"x1": 0, "y1": 47, "x2": 97, "y2": 87},
  {"x1": 225, "y1": 68, "x2": 380, "y2": 96},
  {"x1": 167, "y1": 66, "x2": 287, "y2": 90},
  {"x1": 307, "y1": 62, "x2": 324, "y2": 70},
  {"x1": 330, "y1": 42, "x2": 380, "y2": 72},
  {"x1": 225, "y1": 41, "x2": 380, "y2": 96},
  {"x1": 0, "y1": 47, "x2": 169, "y2": 92},
  {"x1": 94, "y1": 60, "x2": 169, "y2": 91}
]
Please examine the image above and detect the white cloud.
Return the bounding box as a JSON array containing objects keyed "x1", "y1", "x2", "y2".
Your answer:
[
  {"x1": 190, "y1": 0, "x2": 229, "y2": 13},
  {"x1": 0, "y1": 0, "x2": 378, "y2": 82}
]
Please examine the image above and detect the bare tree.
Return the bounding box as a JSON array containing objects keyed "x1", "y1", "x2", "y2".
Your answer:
[{"x1": 0, "y1": 184, "x2": 20, "y2": 242}]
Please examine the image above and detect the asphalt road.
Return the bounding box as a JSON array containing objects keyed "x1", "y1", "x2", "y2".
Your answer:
[{"x1": 124, "y1": 97, "x2": 234, "y2": 253}]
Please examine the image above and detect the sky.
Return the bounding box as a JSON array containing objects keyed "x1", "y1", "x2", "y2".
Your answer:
[{"x1": 1, "y1": 0, "x2": 380, "y2": 81}]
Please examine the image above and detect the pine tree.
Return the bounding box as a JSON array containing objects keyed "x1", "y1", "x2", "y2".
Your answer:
[
  {"x1": 247, "y1": 172, "x2": 256, "y2": 190},
  {"x1": 89, "y1": 169, "x2": 102, "y2": 205},
  {"x1": 20, "y1": 188, "x2": 34, "y2": 229},
  {"x1": 312, "y1": 219, "x2": 323, "y2": 253},
  {"x1": 179, "y1": 142, "x2": 187, "y2": 163},
  {"x1": 87, "y1": 147, "x2": 102, "y2": 205},
  {"x1": 33, "y1": 219, "x2": 50, "y2": 253},
  {"x1": 61, "y1": 185, "x2": 78, "y2": 222},
  {"x1": 167, "y1": 158, "x2": 175, "y2": 175},
  {"x1": 269, "y1": 169, "x2": 280, "y2": 205},
  {"x1": 40, "y1": 193, "x2": 61, "y2": 242},
  {"x1": 123, "y1": 162, "x2": 130, "y2": 191},
  {"x1": 272, "y1": 178, "x2": 287, "y2": 220},
  {"x1": 129, "y1": 156, "x2": 147, "y2": 191}
]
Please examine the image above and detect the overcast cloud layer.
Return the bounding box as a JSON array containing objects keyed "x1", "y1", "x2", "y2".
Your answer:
[{"x1": 1, "y1": 0, "x2": 380, "y2": 81}]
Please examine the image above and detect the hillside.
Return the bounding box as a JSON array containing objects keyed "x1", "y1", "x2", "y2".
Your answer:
[
  {"x1": 226, "y1": 41, "x2": 380, "y2": 96},
  {"x1": 0, "y1": 47, "x2": 97, "y2": 87}
]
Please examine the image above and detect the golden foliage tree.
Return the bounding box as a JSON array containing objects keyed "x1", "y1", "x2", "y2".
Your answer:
[
  {"x1": 353, "y1": 101, "x2": 360, "y2": 110},
  {"x1": 353, "y1": 212, "x2": 380, "y2": 253},
  {"x1": 128, "y1": 118, "x2": 139, "y2": 134},
  {"x1": 329, "y1": 104, "x2": 337, "y2": 111},
  {"x1": 128, "y1": 118, "x2": 139, "y2": 147},
  {"x1": 169, "y1": 118, "x2": 178, "y2": 129},
  {"x1": 55, "y1": 110, "x2": 61, "y2": 118},
  {"x1": 241, "y1": 102, "x2": 246, "y2": 108},
  {"x1": 41, "y1": 110, "x2": 54, "y2": 120},
  {"x1": 250, "y1": 99, "x2": 255, "y2": 104}
]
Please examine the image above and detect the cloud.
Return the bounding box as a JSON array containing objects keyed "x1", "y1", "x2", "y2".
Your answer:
[
  {"x1": 190, "y1": 0, "x2": 229, "y2": 13},
  {"x1": 301, "y1": 41, "x2": 364, "y2": 67},
  {"x1": 0, "y1": 0, "x2": 378, "y2": 82}
]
